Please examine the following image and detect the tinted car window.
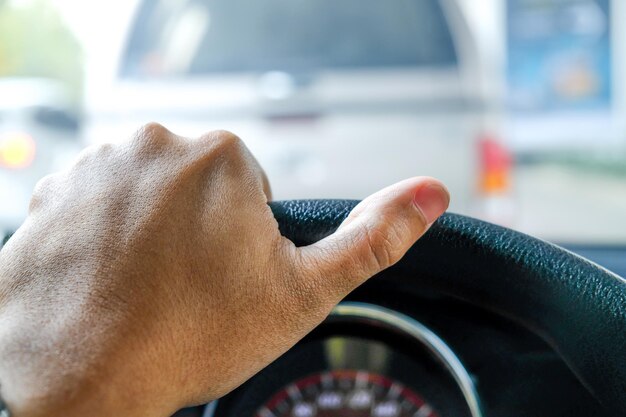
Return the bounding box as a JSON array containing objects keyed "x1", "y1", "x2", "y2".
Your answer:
[{"x1": 121, "y1": 0, "x2": 457, "y2": 77}]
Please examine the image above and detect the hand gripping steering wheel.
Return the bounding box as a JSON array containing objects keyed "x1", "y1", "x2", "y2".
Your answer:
[{"x1": 270, "y1": 200, "x2": 626, "y2": 415}]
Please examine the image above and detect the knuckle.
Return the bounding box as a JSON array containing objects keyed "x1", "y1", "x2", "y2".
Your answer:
[
  {"x1": 139, "y1": 122, "x2": 170, "y2": 138},
  {"x1": 73, "y1": 144, "x2": 98, "y2": 165},
  {"x1": 87, "y1": 142, "x2": 114, "y2": 158},
  {"x1": 69, "y1": 143, "x2": 115, "y2": 173},
  {"x1": 29, "y1": 174, "x2": 58, "y2": 212},
  {"x1": 32, "y1": 174, "x2": 57, "y2": 195},
  {"x1": 212, "y1": 129, "x2": 241, "y2": 143},
  {"x1": 364, "y1": 224, "x2": 403, "y2": 271},
  {"x1": 209, "y1": 130, "x2": 244, "y2": 154},
  {"x1": 131, "y1": 122, "x2": 174, "y2": 153},
  {"x1": 95, "y1": 142, "x2": 115, "y2": 155},
  {"x1": 197, "y1": 130, "x2": 254, "y2": 170}
]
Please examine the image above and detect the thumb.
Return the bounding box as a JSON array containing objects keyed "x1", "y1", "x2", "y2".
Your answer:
[{"x1": 298, "y1": 177, "x2": 449, "y2": 298}]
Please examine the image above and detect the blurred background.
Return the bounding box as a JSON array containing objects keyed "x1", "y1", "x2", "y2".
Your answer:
[{"x1": 1, "y1": 0, "x2": 625, "y2": 270}]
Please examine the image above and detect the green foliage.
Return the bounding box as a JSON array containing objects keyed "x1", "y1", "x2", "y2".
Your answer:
[{"x1": 0, "y1": 0, "x2": 83, "y2": 102}]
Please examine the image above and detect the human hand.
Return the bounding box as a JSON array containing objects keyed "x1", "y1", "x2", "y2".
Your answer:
[{"x1": 0, "y1": 124, "x2": 449, "y2": 417}]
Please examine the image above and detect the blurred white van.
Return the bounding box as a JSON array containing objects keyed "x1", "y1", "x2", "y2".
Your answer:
[{"x1": 84, "y1": 0, "x2": 511, "y2": 217}]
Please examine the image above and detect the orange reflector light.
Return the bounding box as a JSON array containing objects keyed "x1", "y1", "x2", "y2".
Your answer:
[
  {"x1": 0, "y1": 132, "x2": 36, "y2": 169},
  {"x1": 479, "y1": 135, "x2": 512, "y2": 195},
  {"x1": 481, "y1": 170, "x2": 510, "y2": 193}
]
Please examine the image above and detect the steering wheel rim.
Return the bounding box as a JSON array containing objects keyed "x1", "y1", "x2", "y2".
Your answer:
[{"x1": 269, "y1": 199, "x2": 626, "y2": 415}]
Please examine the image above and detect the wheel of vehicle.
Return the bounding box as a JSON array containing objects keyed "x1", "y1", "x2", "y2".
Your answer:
[{"x1": 269, "y1": 200, "x2": 626, "y2": 415}]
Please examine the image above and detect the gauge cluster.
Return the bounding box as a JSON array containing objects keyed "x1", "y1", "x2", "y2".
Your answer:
[
  {"x1": 203, "y1": 303, "x2": 478, "y2": 417},
  {"x1": 255, "y1": 370, "x2": 437, "y2": 417},
  {"x1": 172, "y1": 283, "x2": 602, "y2": 417}
]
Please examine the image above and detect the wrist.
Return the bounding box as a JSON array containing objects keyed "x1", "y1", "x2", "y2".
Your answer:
[
  {"x1": 0, "y1": 307, "x2": 179, "y2": 417},
  {"x1": 0, "y1": 353, "x2": 174, "y2": 417}
]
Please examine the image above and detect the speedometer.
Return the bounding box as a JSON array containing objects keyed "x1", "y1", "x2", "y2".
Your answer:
[
  {"x1": 204, "y1": 303, "x2": 481, "y2": 417},
  {"x1": 256, "y1": 370, "x2": 439, "y2": 417}
]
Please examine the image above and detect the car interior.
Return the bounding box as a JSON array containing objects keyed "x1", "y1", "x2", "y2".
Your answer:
[
  {"x1": 0, "y1": 1, "x2": 625, "y2": 416},
  {"x1": 166, "y1": 201, "x2": 625, "y2": 417}
]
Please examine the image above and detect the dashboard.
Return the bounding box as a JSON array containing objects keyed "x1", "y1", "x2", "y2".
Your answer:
[{"x1": 172, "y1": 273, "x2": 606, "y2": 417}]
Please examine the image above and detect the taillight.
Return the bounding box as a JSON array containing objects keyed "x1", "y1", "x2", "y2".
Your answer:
[
  {"x1": 478, "y1": 134, "x2": 512, "y2": 195},
  {"x1": 0, "y1": 132, "x2": 36, "y2": 169}
]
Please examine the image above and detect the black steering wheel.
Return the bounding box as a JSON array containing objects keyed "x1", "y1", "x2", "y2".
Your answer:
[{"x1": 269, "y1": 200, "x2": 626, "y2": 415}]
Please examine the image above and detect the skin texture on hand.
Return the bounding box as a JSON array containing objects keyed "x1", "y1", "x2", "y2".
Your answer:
[{"x1": 0, "y1": 124, "x2": 449, "y2": 417}]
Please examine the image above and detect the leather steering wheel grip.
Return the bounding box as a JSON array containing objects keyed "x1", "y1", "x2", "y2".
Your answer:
[{"x1": 269, "y1": 200, "x2": 626, "y2": 415}]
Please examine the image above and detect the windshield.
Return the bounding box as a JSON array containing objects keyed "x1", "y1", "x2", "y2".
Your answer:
[
  {"x1": 121, "y1": 0, "x2": 457, "y2": 77},
  {"x1": 1, "y1": 0, "x2": 625, "y2": 247}
]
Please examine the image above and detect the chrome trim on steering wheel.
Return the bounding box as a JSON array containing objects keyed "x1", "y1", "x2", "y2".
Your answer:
[{"x1": 331, "y1": 302, "x2": 483, "y2": 417}]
